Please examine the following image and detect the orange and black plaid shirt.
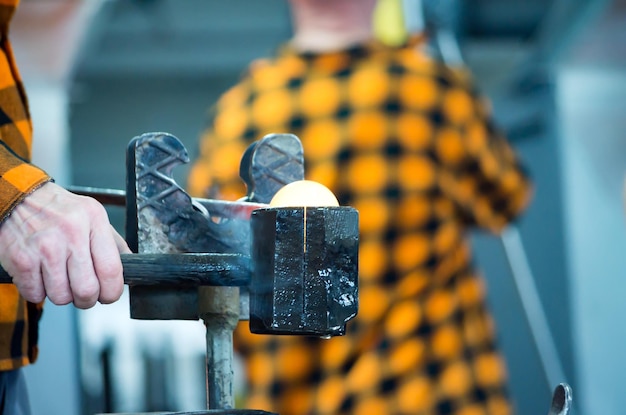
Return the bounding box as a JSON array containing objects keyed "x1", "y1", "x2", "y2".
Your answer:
[
  {"x1": 0, "y1": 0, "x2": 50, "y2": 371},
  {"x1": 189, "y1": 36, "x2": 531, "y2": 415}
]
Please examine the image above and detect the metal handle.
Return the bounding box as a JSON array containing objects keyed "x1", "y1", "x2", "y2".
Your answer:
[{"x1": 0, "y1": 253, "x2": 250, "y2": 287}]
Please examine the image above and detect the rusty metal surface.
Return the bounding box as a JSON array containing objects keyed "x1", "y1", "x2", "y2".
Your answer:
[
  {"x1": 127, "y1": 132, "x2": 250, "y2": 255},
  {"x1": 125, "y1": 132, "x2": 253, "y2": 321}
]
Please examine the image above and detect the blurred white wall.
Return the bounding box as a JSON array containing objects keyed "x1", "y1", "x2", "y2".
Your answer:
[
  {"x1": 558, "y1": 67, "x2": 626, "y2": 414},
  {"x1": 554, "y1": 1, "x2": 626, "y2": 411}
]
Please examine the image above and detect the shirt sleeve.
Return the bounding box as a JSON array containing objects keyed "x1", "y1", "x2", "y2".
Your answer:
[
  {"x1": 0, "y1": 142, "x2": 51, "y2": 223},
  {"x1": 0, "y1": 36, "x2": 52, "y2": 224},
  {"x1": 438, "y1": 84, "x2": 533, "y2": 234}
]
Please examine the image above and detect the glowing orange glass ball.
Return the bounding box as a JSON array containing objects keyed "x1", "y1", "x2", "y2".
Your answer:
[{"x1": 269, "y1": 180, "x2": 339, "y2": 208}]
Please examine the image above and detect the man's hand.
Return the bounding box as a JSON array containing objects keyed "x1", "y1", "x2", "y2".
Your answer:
[{"x1": 0, "y1": 182, "x2": 131, "y2": 309}]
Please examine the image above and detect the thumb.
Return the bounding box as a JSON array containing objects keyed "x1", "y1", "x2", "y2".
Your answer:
[{"x1": 111, "y1": 226, "x2": 132, "y2": 254}]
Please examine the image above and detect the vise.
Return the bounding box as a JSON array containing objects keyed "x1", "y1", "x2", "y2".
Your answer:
[
  {"x1": 122, "y1": 132, "x2": 358, "y2": 414},
  {"x1": 0, "y1": 131, "x2": 359, "y2": 415}
]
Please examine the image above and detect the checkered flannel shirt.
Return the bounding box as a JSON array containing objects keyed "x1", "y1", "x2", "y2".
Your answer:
[
  {"x1": 189, "y1": 36, "x2": 532, "y2": 415},
  {"x1": 0, "y1": 0, "x2": 50, "y2": 371}
]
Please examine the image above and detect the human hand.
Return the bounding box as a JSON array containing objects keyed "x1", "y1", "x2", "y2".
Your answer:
[{"x1": 0, "y1": 182, "x2": 131, "y2": 308}]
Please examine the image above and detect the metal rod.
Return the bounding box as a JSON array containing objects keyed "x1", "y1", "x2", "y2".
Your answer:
[
  {"x1": 0, "y1": 253, "x2": 250, "y2": 287},
  {"x1": 67, "y1": 185, "x2": 268, "y2": 220},
  {"x1": 500, "y1": 226, "x2": 568, "y2": 391},
  {"x1": 205, "y1": 321, "x2": 236, "y2": 410},
  {"x1": 199, "y1": 286, "x2": 240, "y2": 410},
  {"x1": 67, "y1": 185, "x2": 127, "y2": 206}
]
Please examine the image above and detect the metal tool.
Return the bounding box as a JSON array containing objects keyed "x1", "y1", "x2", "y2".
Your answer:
[
  {"x1": 0, "y1": 131, "x2": 358, "y2": 414},
  {"x1": 126, "y1": 132, "x2": 358, "y2": 412}
]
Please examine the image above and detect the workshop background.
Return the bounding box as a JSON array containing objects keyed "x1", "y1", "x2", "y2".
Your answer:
[{"x1": 10, "y1": 0, "x2": 626, "y2": 414}]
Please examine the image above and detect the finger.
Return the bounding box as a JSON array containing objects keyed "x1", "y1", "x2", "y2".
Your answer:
[
  {"x1": 35, "y1": 232, "x2": 73, "y2": 305},
  {"x1": 11, "y1": 266, "x2": 46, "y2": 305},
  {"x1": 41, "y1": 250, "x2": 72, "y2": 306},
  {"x1": 90, "y1": 222, "x2": 124, "y2": 304},
  {"x1": 62, "y1": 210, "x2": 101, "y2": 309},
  {"x1": 1, "y1": 245, "x2": 46, "y2": 304},
  {"x1": 111, "y1": 226, "x2": 132, "y2": 254},
  {"x1": 67, "y1": 247, "x2": 100, "y2": 309}
]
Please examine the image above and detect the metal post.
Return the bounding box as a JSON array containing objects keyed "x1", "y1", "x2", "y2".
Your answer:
[{"x1": 198, "y1": 286, "x2": 240, "y2": 410}]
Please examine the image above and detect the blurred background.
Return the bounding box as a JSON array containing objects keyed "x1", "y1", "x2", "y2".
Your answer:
[{"x1": 11, "y1": 0, "x2": 626, "y2": 413}]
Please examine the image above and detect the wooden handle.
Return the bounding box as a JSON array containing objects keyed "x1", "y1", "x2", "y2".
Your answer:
[{"x1": 0, "y1": 253, "x2": 250, "y2": 287}]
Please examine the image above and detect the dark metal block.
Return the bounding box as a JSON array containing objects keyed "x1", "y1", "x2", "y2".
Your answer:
[{"x1": 250, "y1": 206, "x2": 359, "y2": 337}]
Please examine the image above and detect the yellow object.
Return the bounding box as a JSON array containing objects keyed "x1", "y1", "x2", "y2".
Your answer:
[
  {"x1": 373, "y1": 0, "x2": 408, "y2": 47},
  {"x1": 269, "y1": 180, "x2": 339, "y2": 207}
]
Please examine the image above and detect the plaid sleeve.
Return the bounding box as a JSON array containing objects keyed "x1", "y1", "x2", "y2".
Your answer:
[
  {"x1": 0, "y1": 36, "x2": 51, "y2": 223},
  {"x1": 437, "y1": 77, "x2": 532, "y2": 233},
  {"x1": 0, "y1": 142, "x2": 50, "y2": 223}
]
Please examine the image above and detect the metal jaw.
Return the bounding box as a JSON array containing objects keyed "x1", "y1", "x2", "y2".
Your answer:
[{"x1": 125, "y1": 132, "x2": 253, "y2": 321}]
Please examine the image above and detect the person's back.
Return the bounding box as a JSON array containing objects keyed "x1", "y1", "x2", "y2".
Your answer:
[{"x1": 189, "y1": 1, "x2": 532, "y2": 414}]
